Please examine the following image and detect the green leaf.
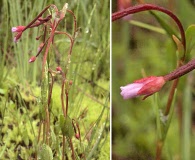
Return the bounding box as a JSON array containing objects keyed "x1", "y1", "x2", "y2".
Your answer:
[
  {"x1": 0, "y1": 145, "x2": 6, "y2": 158},
  {"x1": 50, "y1": 128, "x2": 57, "y2": 148},
  {"x1": 186, "y1": 25, "x2": 195, "y2": 54},
  {"x1": 0, "y1": 88, "x2": 6, "y2": 95},
  {"x1": 150, "y1": 11, "x2": 178, "y2": 40},
  {"x1": 163, "y1": 89, "x2": 177, "y2": 141},
  {"x1": 39, "y1": 102, "x2": 46, "y2": 120},
  {"x1": 60, "y1": 115, "x2": 74, "y2": 138},
  {"x1": 153, "y1": 90, "x2": 176, "y2": 141},
  {"x1": 22, "y1": 128, "x2": 29, "y2": 146},
  {"x1": 41, "y1": 63, "x2": 48, "y2": 107},
  {"x1": 39, "y1": 144, "x2": 53, "y2": 160},
  {"x1": 129, "y1": 20, "x2": 166, "y2": 34}
]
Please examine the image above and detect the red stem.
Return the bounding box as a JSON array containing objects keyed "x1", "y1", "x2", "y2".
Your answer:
[
  {"x1": 164, "y1": 79, "x2": 179, "y2": 116},
  {"x1": 48, "y1": 70, "x2": 54, "y2": 107},
  {"x1": 62, "y1": 136, "x2": 65, "y2": 160},
  {"x1": 164, "y1": 59, "x2": 195, "y2": 81},
  {"x1": 69, "y1": 138, "x2": 75, "y2": 160},
  {"x1": 156, "y1": 140, "x2": 163, "y2": 160},
  {"x1": 41, "y1": 23, "x2": 56, "y2": 78},
  {"x1": 61, "y1": 78, "x2": 66, "y2": 117},
  {"x1": 67, "y1": 9, "x2": 77, "y2": 39},
  {"x1": 65, "y1": 90, "x2": 69, "y2": 116},
  {"x1": 23, "y1": 5, "x2": 52, "y2": 32},
  {"x1": 112, "y1": 4, "x2": 186, "y2": 53}
]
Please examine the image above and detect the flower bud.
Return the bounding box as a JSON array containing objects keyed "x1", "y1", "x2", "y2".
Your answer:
[
  {"x1": 56, "y1": 66, "x2": 62, "y2": 72},
  {"x1": 120, "y1": 76, "x2": 166, "y2": 100},
  {"x1": 11, "y1": 26, "x2": 25, "y2": 33},
  {"x1": 75, "y1": 133, "x2": 80, "y2": 139},
  {"x1": 13, "y1": 32, "x2": 23, "y2": 43},
  {"x1": 69, "y1": 80, "x2": 73, "y2": 85},
  {"x1": 37, "y1": 42, "x2": 44, "y2": 52},
  {"x1": 60, "y1": 3, "x2": 68, "y2": 19},
  {"x1": 28, "y1": 56, "x2": 36, "y2": 63}
]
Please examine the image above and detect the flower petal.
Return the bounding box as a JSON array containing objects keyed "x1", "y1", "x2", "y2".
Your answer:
[
  {"x1": 11, "y1": 27, "x2": 17, "y2": 32},
  {"x1": 120, "y1": 83, "x2": 143, "y2": 99}
]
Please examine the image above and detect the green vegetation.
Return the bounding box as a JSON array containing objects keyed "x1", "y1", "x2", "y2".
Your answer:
[{"x1": 0, "y1": 0, "x2": 110, "y2": 159}]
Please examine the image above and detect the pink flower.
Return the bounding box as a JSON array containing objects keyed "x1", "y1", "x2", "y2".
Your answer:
[
  {"x1": 120, "y1": 76, "x2": 166, "y2": 100},
  {"x1": 11, "y1": 26, "x2": 25, "y2": 32},
  {"x1": 28, "y1": 56, "x2": 36, "y2": 63}
]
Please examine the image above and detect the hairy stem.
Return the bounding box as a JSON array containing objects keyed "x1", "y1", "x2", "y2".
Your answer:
[
  {"x1": 164, "y1": 59, "x2": 195, "y2": 81},
  {"x1": 162, "y1": 59, "x2": 195, "y2": 115}
]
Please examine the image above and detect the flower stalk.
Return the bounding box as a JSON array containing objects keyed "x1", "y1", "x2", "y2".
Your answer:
[
  {"x1": 163, "y1": 59, "x2": 195, "y2": 81},
  {"x1": 12, "y1": 3, "x2": 78, "y2": 159},
  {"x1": 120, "y1": 59, "x2": 195, "y2": 100}
]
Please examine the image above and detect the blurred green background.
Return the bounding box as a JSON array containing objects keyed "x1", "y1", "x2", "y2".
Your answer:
[{"x1": 112, "y1": 0, "x2": 195, "y2": 159}]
